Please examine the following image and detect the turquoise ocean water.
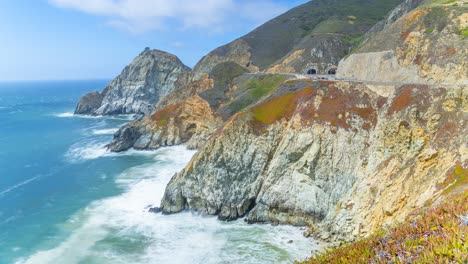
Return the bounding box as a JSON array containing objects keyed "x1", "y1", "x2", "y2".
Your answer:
[{"x1": 0, "y1": 81, "x2": 317, "y2": 264}]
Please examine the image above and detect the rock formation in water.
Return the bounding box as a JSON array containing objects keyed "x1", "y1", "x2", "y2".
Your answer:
[{"x1": 74, "y1": 48, "x2": 190, "y2": 116}]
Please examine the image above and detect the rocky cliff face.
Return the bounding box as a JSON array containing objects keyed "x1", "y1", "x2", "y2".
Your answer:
[
  {"x1": 74, "y1": 49, "x2": 190, "y2": 116},
  {"x1": 108, "y1": 62, "x2": 293, "y2": 152},
  {"x1": 160, "y1": 79, "x2": 467, "y2": 242},
  {"x1": 266, "y1": 34, "x2": 348, "y2": 75},
  {"x1": 337, "y1": 2, "x2": 468, "y2": 84},
  {"x1": 97, "y1": 0, "x2": 467, "y2": 247}
]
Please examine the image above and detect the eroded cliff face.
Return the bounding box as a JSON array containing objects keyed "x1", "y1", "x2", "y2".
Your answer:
[
  {"x1": 108, "y1": 64, "x2": 293, "y2": 152},
  {"x1": 160, "y1": 79, "x2": 467, "y2": 242},
  {"x1": 94, "y1": 0, "x2": 467, "y2": 246},
  {"x1": 337, "y1": 3, "x2": 468, "y2": 84},
  {"x1": 75, "y1": 49, "x2": 190, "y2": 116}
]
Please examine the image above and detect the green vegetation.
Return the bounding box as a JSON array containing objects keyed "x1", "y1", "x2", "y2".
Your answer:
[
  {"x1": 422, "y1": 6, "x2": 451, "y2": 33},
  {"x1": 239, "y1": 0, "x2": 404, "y2": 68},
  {"x1": 220, "y1": 74, "x2": 288, "y2": 119},
  {"x1": 209, "y1": 62, "x2": 248, "y2": 90},
  {"x1": 250, "y1": 86, "x2": 314, "y2": 126},
  {"x1": 299, "y1": 191, "x2": 468, "y2": 264},
  {"x1": 425, "y1": 27, "x2": 435, "y2": 33},
  {"x1": 251, "y1": 93, "x2": 296, "y2": 125},
  {"x1": 199, "y1": 62, "x2": 248, "y2": 108},
  {"x1": 460, "y1": 27, "x2": 468, "y2": 39},
  {"x1": 151, "y1": 105, "x2": 177, "y2": 126},
  {"x1": 438, "y1": 164, "x2": 468, "y2": 195},
  {"x1": 248, "y1": 75, "x2": 288, "y2": 99}
]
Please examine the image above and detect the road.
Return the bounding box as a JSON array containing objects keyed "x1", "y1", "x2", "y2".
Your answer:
[{"x1": 245, "y1": 72, "x2": 467, "y2": 87}]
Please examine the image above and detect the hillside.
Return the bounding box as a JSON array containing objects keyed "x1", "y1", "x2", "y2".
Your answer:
[
  {"x1": 338, "y1": 0, "x2": 468, "y2": 84},
  {"x1": 74, "y1": 49, "x2": 190, "y2": 116},
  {"x1": 300, "y1": 191, "x2": 467, "y2": 263},
  {"x1": 194, "y1": 0, "x2": 404, "y2": 75},
  {"x1": 97, "y1": 0, "x2": 468, "y2": 262}
]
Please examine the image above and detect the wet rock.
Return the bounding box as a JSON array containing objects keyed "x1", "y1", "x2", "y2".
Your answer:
[
  {"x1": 148, "y1": 207, "x2": 162, "y2": 214},
  {"x1": 74, "y1": 91, "x2": 103, "y2": 115},
  {"x1": 106, "y1": 125, "x2": 141, "y2": 152}
]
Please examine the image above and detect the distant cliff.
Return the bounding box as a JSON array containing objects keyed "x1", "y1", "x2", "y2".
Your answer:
[{"x1": 75, "y1": 48, "x2": 190, "y2": 116}]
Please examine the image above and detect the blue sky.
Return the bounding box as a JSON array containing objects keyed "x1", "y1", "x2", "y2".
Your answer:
[{"x1": 0, "y1": 0, "x2": 307, "y2": 81}]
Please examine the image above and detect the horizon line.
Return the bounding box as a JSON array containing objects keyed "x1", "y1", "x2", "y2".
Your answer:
[{"x1": 0, "y1": 78, "x2": 112, "y2": 83}]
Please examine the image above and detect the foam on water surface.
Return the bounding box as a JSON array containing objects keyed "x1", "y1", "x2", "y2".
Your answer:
[{"x1": 18, "y1": 146, "x2": 319, "y2": 264}]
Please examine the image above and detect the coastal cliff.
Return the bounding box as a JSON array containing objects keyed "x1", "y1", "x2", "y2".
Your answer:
[
  {"x1": 74, "y1": 0, "x2": 467, "y2": 258},
  {"x1": 160, "y1": 79, "x2": 467, "y2": 242},
  {"x1": 75, "y1": 48, "x2": 190, "y2": 116}
]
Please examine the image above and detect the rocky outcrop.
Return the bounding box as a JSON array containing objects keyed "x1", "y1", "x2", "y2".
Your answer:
[
  {"x1": 160, "y1": 79, "x2": 467, "y2": 242},
  {"x1": 365, "y1": 0, "x2": 425, "y2": 37},
  {"x1": 267, "y1": 34, "x2": 348, "y2": 75},
  {"x1": 108, "y1": 61, "x2": 293, "y2": 152},
  {"x1": 193, "y1": 40, "x2": 258, "y2": 78},
  {"x1": 107, "y1": 95, "x2": 221, "y2": 152},
  {"x1": 337, "y1": 4, "x2": 468, "y2": 84},
  {"x1": 75, "y1": 91, "x2": 103, "y2": 115},
  {"x1": 337, "y1": 50, "x2": 420, "y2": 83},
  {"x1": 74, "y1": 48, "x2": 190, "y2": 116}
]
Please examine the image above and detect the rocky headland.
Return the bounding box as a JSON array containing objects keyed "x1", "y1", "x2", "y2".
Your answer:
[
  {"x1": 75, "y1": 48, "x2": 190, "y2": 116},
  {"x1": 75, "y1": 0, "x2": 467, "y2": 262}
]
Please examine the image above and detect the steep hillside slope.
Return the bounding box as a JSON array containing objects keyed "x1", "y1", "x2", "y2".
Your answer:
[
  {"x1": 96, "y1": 1, "x2": 468, "y2": 260},
  {"x1": 160, "y1": 79, "x2": 467, "y2": 242},
  {"x1": 194, "y1": 0, "x2": 404, "y2": 75},
  {"x1": 337, "y1": 0, "x2": 468, "y2": 83},
  {"x1": 75, "y1": 49, "x2": 190, "y2": 116},
  {"x1": 106, "y1": 0, "x2": 411, "y2": 151},
  {"x1": 107, "y1": 63, "x2": 294, "y2": 152},
  {"x1": 157, "y1": 0, "x2": 467, "y2": 244},
  {"x1": 301, "y1": 191, "x2": 467, "y2": 263}
]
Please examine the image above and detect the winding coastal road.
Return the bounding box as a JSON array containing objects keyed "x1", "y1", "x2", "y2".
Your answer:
[{"x1": 245, "y1": 72, "x2": 468, "y2": 87}]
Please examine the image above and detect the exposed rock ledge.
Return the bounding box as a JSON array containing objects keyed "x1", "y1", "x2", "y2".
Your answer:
[
  {"x1": 75, "y1": 48, "x2": 190, "y2": 116},
  {"x1": 337, "y1": 50, "x2": 420, "y2": 83},
  {"x1": 159, "y1": 79, "x2": 467, "y2": 242}
]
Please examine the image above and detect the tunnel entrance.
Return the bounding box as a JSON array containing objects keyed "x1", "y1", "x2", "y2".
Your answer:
[
  {"x1": 307, "y1": 69, "x2": 317, "y2": 75},
  {"x1": 328, "y1": 69, "x2": 336, "y2": 75}
]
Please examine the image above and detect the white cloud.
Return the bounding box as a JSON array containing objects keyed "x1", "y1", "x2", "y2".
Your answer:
[{"x1": 49, "y1": 0, "x2": 289, "y2": 33}]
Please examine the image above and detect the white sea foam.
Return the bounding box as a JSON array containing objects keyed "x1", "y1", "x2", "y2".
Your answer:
[
  {"x1": 91, "y1": 128, "x2": 119, "y2": 135},
  {"x1": 53, "y1": 112, "x2": 133, "y2": 121},
  {"x1": 54, "y1": 112, "x2": 75, "y2": 118},
  {"x1": 65, "y1": 140, "x2": 159, "y2": 163},
  {"x1": 19, "y1": 146, "x2": 318, "y2": 264},
  {"x1": 65, "y1": 140, "x2": 109, "y2": 162}
]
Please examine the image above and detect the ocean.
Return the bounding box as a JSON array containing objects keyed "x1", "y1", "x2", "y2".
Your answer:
[{"x1": 0, "y1": 81, "x2": 318, "y2": 264}]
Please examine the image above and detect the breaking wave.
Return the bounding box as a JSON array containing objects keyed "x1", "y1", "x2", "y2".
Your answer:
[{"x1": 18, "y1": 146, "x2": 318, "y2": 264}]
